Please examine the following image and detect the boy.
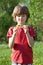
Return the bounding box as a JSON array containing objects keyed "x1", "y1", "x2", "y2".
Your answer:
[{"x1": 7, "y1": 4, "x2": 35, "y2": 65}]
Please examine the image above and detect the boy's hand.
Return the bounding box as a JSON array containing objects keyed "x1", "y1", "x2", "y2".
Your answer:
[
  {"x1": 13, "y1": 26, "x2": 18, "y2": 33},
  {"x1": 23, "y1": 25, "x2": 28, "y2": 33}
]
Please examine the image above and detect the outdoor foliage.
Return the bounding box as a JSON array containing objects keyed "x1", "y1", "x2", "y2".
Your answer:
[
  {"x1": 0, "y1": 0, "x2": 19, "y2": 43},
  {"x1": 20, "y1": 0, "x2": 43, "y2": 41},
  {"x1": 0, "y1": 0, "x2": 43, "y2": 43},
  {"x1": 0, "y1": 42, "x2": 43, "y2": 65}
]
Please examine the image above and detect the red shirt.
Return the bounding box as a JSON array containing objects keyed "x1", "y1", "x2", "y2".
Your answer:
[{"x1": 7, "y1": 26, "x2": 35, "y2": 64}]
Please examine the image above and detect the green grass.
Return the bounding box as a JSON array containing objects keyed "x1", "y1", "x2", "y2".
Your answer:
[
  {"x1": 0, "y1": 44, "x2": 11, "y2": 65},
  {"x1": 0, "y1": 41, "x2": 43, "y2": 65},
  {"x1": 33, "y1": 41, "x2": 43, "y2": 65}
]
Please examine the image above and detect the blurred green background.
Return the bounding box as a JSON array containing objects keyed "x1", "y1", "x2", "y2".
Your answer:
[
  {"x1": 0, "y1": 0, "x2": 43, "y2": 43},
  {"x1": 0, "y1": 0, "x2": 43, "y2": 65}
]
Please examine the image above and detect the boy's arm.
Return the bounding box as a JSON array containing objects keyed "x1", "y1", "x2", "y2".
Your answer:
[
  {"x1": 8, "y1": 31, "x2": 16, "y2": 49},
  {"x1": 26, "y1": 31, "x2": 34, "y2": 47},
  {"x1": 23, "y1": 25, "x2": 34, "y2": 47},
  {"x1": 8, "y1": 27, "x2": 18, "y2": 49}
]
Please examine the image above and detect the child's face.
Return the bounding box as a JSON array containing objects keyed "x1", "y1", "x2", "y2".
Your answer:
[{"x1": 16, "y1": 14, "x2": 27, "y2": 25}]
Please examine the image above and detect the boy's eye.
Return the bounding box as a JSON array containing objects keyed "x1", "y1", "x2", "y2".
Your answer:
[
  {"x1": 22, "y1": 14, "x2": 26, "y2": 17},
  {"x1": 18, "y1": 15, "x2": 20, "y2": 17},
  {"x1": 18, "y1": 15, "x2": 24, "y2": 17},
  {"x1": 17, "y1": 14, "x2": 26, "y2": 17},
  {"x1": 22, "y1": 15, "x2": 25, "y2": 17},
  {"x1": 17, "y1": 14, "x2": 21, "y2": 17}
]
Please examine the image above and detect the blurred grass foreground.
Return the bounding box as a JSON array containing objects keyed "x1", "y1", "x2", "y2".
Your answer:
[{"x1": 0, "y1": 41, "x2": 43, "y2": 65}]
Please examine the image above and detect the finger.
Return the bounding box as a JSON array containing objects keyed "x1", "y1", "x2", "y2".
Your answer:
[
  {"x1": 13, "y1": 27, "x2": 18, "y2": 32},
  {"x1": 23, "y1": 25, "x2": 28, "y2": 29}
]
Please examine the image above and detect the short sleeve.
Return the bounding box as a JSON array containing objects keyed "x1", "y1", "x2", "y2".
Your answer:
[
  {"x1": 7, "y1": 27, "x2": 13, "y2": 38},
  {"x1": 28, "y1": 27, "x2": 35, "y2": 38}
]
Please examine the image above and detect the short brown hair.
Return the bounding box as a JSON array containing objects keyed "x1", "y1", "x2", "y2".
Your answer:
[{"x1": 12, "y1": 4, "x2": 30, "y2": 22}]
